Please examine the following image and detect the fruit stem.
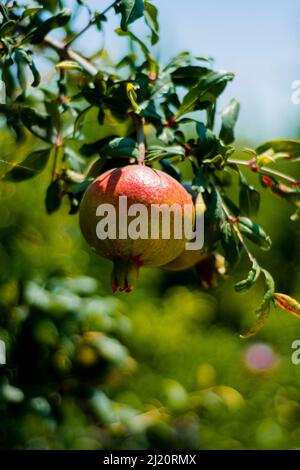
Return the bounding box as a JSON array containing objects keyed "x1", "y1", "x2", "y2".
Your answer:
[{"x1": 131, "y1": 113, "x2": 146, "y2": 165}]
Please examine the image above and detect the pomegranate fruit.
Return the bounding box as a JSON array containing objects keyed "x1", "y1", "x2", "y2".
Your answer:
[
  {"x1": 80, "y1": 164, "x2": 194, "y2": 292},
  {"x1": 162, "y1": 185, "x2": 206, "y2": 271},
  {"x1": 162, "y1": 249, "x2": 206, "y2": 271}
]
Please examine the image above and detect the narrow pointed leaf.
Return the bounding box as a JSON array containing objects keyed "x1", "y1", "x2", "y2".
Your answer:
[
  {"x1": 144, "y1": 1, "x2": 159, "y2": 45},
  {"x1": 4, "y1": 148, "x2": 51, "y2": 181},
  {"x1": 256, "y1": 139, "x2": 300, "y2": 159},
  {"x1": 220, "y1": 98, "x2": 240, "y2": 144},
  {"x1": 239, "y1": 172, "x2": 260, "y2": 217},
  {"x1": 235, "y1": 259, "x2": 261, "y2": 292},
  {"x1": 274, "y1": 293, "x2": 300, "y2": 318},
  {"x1": 119, "y1": 0, "x2": 144, "y2": 30},
  {"x1": 176, "y1": 71, "x2": 234, "y2": 118},
  {"x1": 238, "y1": 217, "x2": 271, "y2": 250}
]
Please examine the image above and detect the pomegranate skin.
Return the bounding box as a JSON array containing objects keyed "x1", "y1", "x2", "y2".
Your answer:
[
  {"x1": 162, "y1": 249, "x2": 206, "y2": 272},
  {"x1": 79, "y1": 164, "x2": 194, "y2": 292}
]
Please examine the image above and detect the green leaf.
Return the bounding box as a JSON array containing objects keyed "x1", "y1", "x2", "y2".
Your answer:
[
  {"x1": 80, "y1": 136, "x2": 118, "y2": 157},
  {"x1": 159, "y1": 159, "x2": 182, "y2": 182},
  {"x1": 15, "y1": 49, "x2": 41, "y2": 89},
  {"x1": 256, "y1": 139, "x2": 300, "y2": 159},
  {"x1": 195, "y1": 122, "x2": 220, "y2": 161},
  {"x1": 0, "y1": 20, "x2": 16, "y2": 38},
  {"x1": 239, "y1": 172, "x2": 260, "y2": 217},
  {"x1": 56, "y1": 61, "x2": 84, "y2": 72},
  {"x1": 240, "y1": 303, "x2": 270, "y2": 339},
  {"x1": 4, "y1": 148, "x2": 51, "y2": 181},
  {"x1": 150, "y1": 73, "x2": 172, "y2": 100},
  {"x1": 21, "y1": 7, "x2": 43, "y2": 19},
  {"x1": 221, "y1": 221, "x2": 240, "y2": 269},
  {"x1": 144, "y1": 1, "x2": 159, "y2": 45},
  {"x1": 115, "y1": 28, "x2": 157, "y2": 73},
  {"x1": 235, "y1": 259, "x2": 261, "y2": 292},
  {"x1": 100, "y1": 137, "x2": 138, "y2": 159},
  {"x1": 126, "y1": 83, "x2": 140, "y2": 113},
  {"x1": 69, "y1": 178, "x2": 93, "y2": 194},
  {"x1": 63, "y1": 148, "x2": 86, "y2": 173},
  {"x1": 176, "y1": 71, "x2": 234, "y2": 118},
  {"x1": 192, "y1": 167, "x2": 209, "y2": 193},
  {"x1": 203, "y1": 184, "x2": 224, "y2": 248},
  {"x1": 220, "y1": 98, "x2": 240, "y2": 144},
  {"x1": 45, "y1": 179, "x2": 62, "y2": 214},
  {"x1": 171, "y1": 66, "x2": 211, "y2": 87},
  {"x1": 15, "y1": 49, "x2": 28, "y2": 92},
  {"x1": 22, "y1": 9, "x2": 72, "y2": 44},
  {"x1": 238, "y1": 217, "x2": 271, "y2": 250},
  {"x1": 146, "y1": 145, "x2": 185, "y2": 162},
  {"x1": 119, "y1": 0, "x2": 144, "y2": 30},
  {"x1": 163, "y1": 52, "x2": 193, "y2": 72},
  {"x1": 29, "y1": 59, "x2": 41, "y2": 87},
  {"x1": 20, "y1": 107, "x2": 52, "y2": 142},
  {"x1": 73, "y1": 106, "x2": 92, "y2": 137},
  {"x1": 240, "y1": 269, "x2": 275, "y2": 339},
  {"x1": 270, "y1": 183, "x2": 300, "y2": 207},
  {"x1": 157, "y1": 127, "x2": 175, "y2": 145}
]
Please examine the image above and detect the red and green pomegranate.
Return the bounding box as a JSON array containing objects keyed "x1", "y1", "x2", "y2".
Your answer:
[{"x1": 80, "y1": 164, "x2": 194, "y2": 292}]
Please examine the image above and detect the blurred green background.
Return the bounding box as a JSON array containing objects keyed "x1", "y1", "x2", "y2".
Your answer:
[
  {"x1": 0, "y1": 125, "x2": 299, "y2": 450},
  {"x1": 0, "y1": 0, "x2": 300, "y2": 451}
]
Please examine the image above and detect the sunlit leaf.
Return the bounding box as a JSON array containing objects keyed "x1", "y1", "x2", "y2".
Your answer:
[
  {"x1": 144, "y1": 1, "x2": 159, "y2": 45},
  {"x1": 118, "y1": 0, "x2": 144, "y2": 30},
  {"x1": 220, "y1": 98, "x2": 240, "y2": 144},
  {"x1": 176, "y1": 71, "x2": 234, "y2": 118},
  {"x1": 126, "y1": 83, "x2": 140, "y2": 113},
  {"x1": 274, "y1": 293, "x2": 300, "y2": 318},
  {"x1": 256, "y1": 139, "x2": 300, "y2": 159},
  {"x1": 56, "y1": 61, "x2": 84, "y2": 72}
]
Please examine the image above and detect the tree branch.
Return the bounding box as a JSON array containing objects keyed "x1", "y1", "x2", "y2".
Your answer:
[
  {"x1": 227, "y1": 158, "x2": 299, "y2": 186},
  {"x1": 65, "y1": 0, "x2": 119, "y2": 48},
  {"x1": 43, "y1": 35, "x2": 98, "y2": 76}
]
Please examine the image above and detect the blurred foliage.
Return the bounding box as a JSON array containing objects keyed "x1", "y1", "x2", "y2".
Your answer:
[{"x1": 0, "y1": 129, "x2": 299, "y2": 449}]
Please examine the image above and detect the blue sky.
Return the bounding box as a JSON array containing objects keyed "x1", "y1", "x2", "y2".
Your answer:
[{"x1": 67, "y1": 0, "x2": 300, "y2": 144}]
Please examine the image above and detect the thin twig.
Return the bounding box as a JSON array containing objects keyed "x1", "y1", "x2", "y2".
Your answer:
[
  {"x1": 43, "y1": 36, "x2": 98, "y2": 76},
  {"x1": 65, "y1": 0, "x2": 118, "y2": 48},
  {"x1": 130, "y1": 113, "x2": 145, "y2": 164},
  {"x1": 227, "y1": 158, "x2": 299, "y2": 185},
  {"x1": 136, "y1": 116, "x2": 146, "y2": 164},
  {"x1": 51, "y1": 144, "x2": 60, "y2": 182}
]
